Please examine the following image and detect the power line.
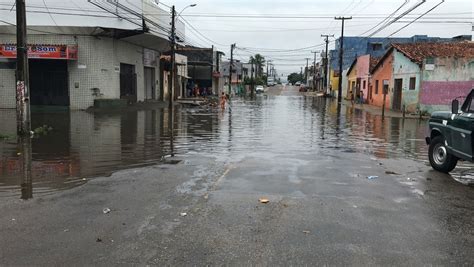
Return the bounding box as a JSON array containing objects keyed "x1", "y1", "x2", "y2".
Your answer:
[
  {"x1": 178, "y1": 16, "x2": 229, "y2": 48},
  {"x1": 387, "y1": 0, "x2": 445, "y2": 37},
  {"x1": 359, "y1": 0, "x2": 409, "y2": 36},
  {"x1": 367, "y1": 0, "x2": 427, "y2": 37}
]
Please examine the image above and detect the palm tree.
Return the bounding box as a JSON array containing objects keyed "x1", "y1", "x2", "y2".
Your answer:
[{"x1": 253, "y1": 54, "x2": 265, "y2": 78}]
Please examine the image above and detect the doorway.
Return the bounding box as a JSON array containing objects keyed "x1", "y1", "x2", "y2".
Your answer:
[
  {"x1": 120, "y1": 63, "x2": 137, "y2": 104},
  {"x1": 29, "y1": 59, "x2": 69, "y2": 106},
  {"x1": 393, "y1": 79, "x2": 403, "y2": 110},
  {"x1": 144, "y1": 67, "x2": 155, "y2": 101}
]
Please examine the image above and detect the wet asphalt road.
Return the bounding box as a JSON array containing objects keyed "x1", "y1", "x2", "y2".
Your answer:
[{"x1": 1, "y1": 85, "x2": 473, "y2": 265}]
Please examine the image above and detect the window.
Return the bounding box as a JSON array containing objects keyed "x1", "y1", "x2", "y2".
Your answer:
[
  {"x1": 409, "y1": 77, "x2": 416, "y2": 90},
  {"x1": 371, "y1": 43, "x2": 383, "y2": 51},
  {"x1": 375, "y1": 80, "x2": 379, "y2": 94},
  {"x1": 363, "y1": 80, "x2": 366, "y2": 89}
]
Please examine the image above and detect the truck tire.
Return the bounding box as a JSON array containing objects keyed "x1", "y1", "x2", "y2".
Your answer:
[{"x1": 428, "y1": 135, "x2": 458, "y2": 173}]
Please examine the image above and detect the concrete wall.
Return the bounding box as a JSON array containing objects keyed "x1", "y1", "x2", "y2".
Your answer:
[
  {"x1": 420, "y1": 57, "x2": 474, "y2": 113},
  {"x1": 356, "y1": 55, "x2": 370, "y2": 102},
  {"x1": 0, "y1": 67, "x2": 15, "y2": 109},
  {"x1": 0, "y1": 34, "x2": 162, "y2": 109},
  {"x1": 392, "y1": 50, "x2": 421, "y2": 113},
  {"x1": 341, "y1": 69, "x2": 349, "y2": 99},
  {"x1": 329, "y1": 69, "x2": 339, "y2": 97},
  {"x1": 370, "y1": 53, "x2": 392, "y2": 108}
]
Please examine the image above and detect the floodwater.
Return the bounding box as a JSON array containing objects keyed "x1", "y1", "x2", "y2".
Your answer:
[{"x1": 0, "y1": 92, "x2": 467, "y2": 199}]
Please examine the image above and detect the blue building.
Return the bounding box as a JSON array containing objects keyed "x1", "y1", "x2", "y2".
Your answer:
[{"x1": 329, "y1": 35, "x2": 471, "y2": 72}]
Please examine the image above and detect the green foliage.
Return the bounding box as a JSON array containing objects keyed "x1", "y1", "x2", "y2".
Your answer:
[
  {"x1": 0, "y1": 133, "x2": 12, "y2": 140},
  {"x1": 287, "y1": 72, "x2": 304, "y2": 84},
  {"x1": 33, "y1": 125, "x2": 53, "y2": 137},
  {"x1": 244, "y1": 76, "x2": 266, "y2": 86},
  {"x1": 249, "y1": 54, "x2": 266, "y2": 79}
]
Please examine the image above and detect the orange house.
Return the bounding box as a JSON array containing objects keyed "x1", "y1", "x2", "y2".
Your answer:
[{"x1": 369, "y1": 52, "x2": 392, "y2": 108}]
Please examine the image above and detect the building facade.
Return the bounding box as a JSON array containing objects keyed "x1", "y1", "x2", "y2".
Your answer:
[
  {"x1": 328, "y1": 35, "x2": 471, "y2": 99},
  {"x1": 0, "y1": 0, "x2": 186, "y2": 109}
]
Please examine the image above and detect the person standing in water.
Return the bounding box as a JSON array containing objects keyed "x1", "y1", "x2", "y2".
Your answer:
[{"x1": 220, "y1": 92, "x2": 227, "y2": 110}]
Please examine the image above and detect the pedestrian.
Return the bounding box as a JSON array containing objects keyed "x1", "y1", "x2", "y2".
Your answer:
[
  {"x1": 220, "y1": 92, "x2": 227, "y2": 110},
  {"x1": 360, "y1": 91, "x2": 364, "y2": 104},
  {"x1": 350, "y1": 91, "x2": 354, "y2": 104}
]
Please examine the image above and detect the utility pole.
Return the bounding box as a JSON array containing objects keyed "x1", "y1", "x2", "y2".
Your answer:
[
  {"x1": 229, "y1": 43, "x2": 235, "y2": 95},
  {"x1": 250, "y1": 62, "x2": 255, "y2": 99},
  {"x1": 168, "y1": 5, "x2": 176, "y2": 109},
  {"x1": 321, "y1": 34, "x2": 334, "y2": 95},
  {"x1": 311, "y1": 51, "x2": 317, "y2": 91},
  {"x1": 305, "y1": 58, "x2": 310, "y2": 85},
  {"x1": 16, "y1": 0, "x2": 32, "y2": 200},
  {"x1": 335, "y1": 16, "x2": 352, "y2": 103}
]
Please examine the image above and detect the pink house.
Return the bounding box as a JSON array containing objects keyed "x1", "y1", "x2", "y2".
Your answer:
[{"x1": 346, "y1": 55, "x2": 378, "y2": 103}]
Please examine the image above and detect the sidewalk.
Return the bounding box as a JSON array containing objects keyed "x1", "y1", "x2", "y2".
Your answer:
[
  {"x1": 343, "y1": 100, "x2": 430, "y2": 119},
  {"x1": 303, "y1": 92, "x2": 429, "y2": 119}
]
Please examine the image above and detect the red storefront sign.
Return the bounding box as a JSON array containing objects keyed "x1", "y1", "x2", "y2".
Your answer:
[{"x1": 0, "y1": 44, "x2": 78, "y2": 60}]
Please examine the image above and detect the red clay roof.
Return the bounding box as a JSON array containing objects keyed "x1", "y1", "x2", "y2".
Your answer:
[{"x1": 392, "y1": 42, "x2": 474, "y2": 65}]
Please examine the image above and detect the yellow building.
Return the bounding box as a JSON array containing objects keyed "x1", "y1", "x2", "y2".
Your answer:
[
  {"x1": 346, "y1": 59, "x2": 358, "y2": 100},
  {"x1": 329, "y1": 69, "x2": 339, "y2": 97}
]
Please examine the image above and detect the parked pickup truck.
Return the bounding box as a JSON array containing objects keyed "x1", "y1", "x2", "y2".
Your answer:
[{"x1": 426, "y1": 89, "x2": 474, "y2": 173}]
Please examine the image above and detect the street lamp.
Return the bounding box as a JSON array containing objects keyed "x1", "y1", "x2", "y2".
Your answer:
[
  {"x1": 168, "y1": 3, "x2": 197, "y2": 109},
  {"x1": 178, "y1": 4, "x2": 197, "y2": 18}
]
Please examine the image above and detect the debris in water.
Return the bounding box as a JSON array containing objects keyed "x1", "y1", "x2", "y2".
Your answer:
[
  {"x1": 385, "y1": 171, "x2": 399, "y2": 175},
  {"x1": 102, "y1": 208, "x2": 111, "y2": 214},
  {"x1": 302, "y1": 230, "x2": 310, "y2": 234},
  {"x1": 180, "y1": 212, "x2": 187, "y2": 217},
  {"x1": 259, "y1": 198, "x2": 270, "y2": 204},
  {"x1": 96, "y1": 238, "x2": 102, "y2": 242},
  {"x1": 367, "y1": 176, "x2": 379, "y2": 180}
]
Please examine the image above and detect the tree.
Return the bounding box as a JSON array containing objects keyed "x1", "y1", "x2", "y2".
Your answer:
[
  {"x1": 287, "y1": 72, "x2": 304, "y2": 85},
  {"x1": 249, "y1": 54, "x2": 265, "y2": 78}
]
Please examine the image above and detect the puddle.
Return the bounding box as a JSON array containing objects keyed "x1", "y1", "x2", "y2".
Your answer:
[{"x1": 0, "y1": 96, "x2": 433, "y2": 199}]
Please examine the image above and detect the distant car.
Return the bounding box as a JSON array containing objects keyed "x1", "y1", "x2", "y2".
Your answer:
[
  {"x1": 295, "y1": 82, "x2": 301, "y2": 86},
  {"x1": 256, "y1": 85, "x2": 264, "y2": 93}
]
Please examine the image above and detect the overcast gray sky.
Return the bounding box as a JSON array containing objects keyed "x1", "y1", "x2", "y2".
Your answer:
[{"x1": 170, "y1": 0, "x2": 473, "y2": 76}]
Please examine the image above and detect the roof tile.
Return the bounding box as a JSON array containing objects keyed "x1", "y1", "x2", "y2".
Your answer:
[{"x1": 392, "y1": 42, "x2": 474, "y2": 65}]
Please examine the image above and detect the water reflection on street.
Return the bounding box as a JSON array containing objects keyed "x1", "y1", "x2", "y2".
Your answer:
[{"x1": 0, "y1": 95, "x2": 445, "y2": 199}]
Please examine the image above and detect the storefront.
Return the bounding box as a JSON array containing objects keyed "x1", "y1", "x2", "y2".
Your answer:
[{"x1": 0, "y1": 44, "x2": 78, "y2": 106}]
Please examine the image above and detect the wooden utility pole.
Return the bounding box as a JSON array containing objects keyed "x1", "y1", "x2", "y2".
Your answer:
[
  {"x1": 382, "y1": 83, "x2": 387, "y2": 119},
  {"x1": 250, "y1": 62, "x2": 255, "y2": 98},
  {"x1": 311, "y1": 51, "x2": 317, "y2": 91},
  {"x1": 16, "y1": 0, "x2": 32, "y2": 200},
  {"x1": 335, "y1": 16, "x2": 352, "y2": 103},
  {"x1": 305, "y1": 58, "x2": 310, "y2": 85},
  {"x1": 321, "y1": 34, "x2": 334, "y2": 95},
  {"x1": 229, "y1": 43, "x2": 235, "y2": 95},
  {"x1": 168, "y1": 5, "x2": 176, "y2": 109}
]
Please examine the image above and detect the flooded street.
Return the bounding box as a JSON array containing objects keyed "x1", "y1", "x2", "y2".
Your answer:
[
  {"x1": 0, "y1": 86, "x2": 438, "y2": 198},
  {"x1": 1, "y1": 86, "x2": 473, "y2": 265}
]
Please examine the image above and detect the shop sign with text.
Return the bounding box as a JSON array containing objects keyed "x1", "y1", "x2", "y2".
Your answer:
[{"x1": 0, "y1": 44, "x2": 78, "y2": 60}]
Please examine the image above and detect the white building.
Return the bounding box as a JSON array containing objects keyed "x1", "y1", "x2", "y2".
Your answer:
[{"x1": 0, "y1": 0, "x2": 186, "y2": 109}]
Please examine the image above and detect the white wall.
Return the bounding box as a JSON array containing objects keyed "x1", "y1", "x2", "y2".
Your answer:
[{"x1": 0, "y1": 34, "x2": 162, "y2": 109}]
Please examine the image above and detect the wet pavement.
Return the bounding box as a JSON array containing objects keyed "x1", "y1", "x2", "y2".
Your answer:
[{"x1": 0, "y1": 85, "x2": 473, "y2": 265}]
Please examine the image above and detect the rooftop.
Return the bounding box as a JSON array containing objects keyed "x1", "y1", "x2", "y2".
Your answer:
[{"x1": 392, "y1": 42, "x2": 474, "y2": 65}]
